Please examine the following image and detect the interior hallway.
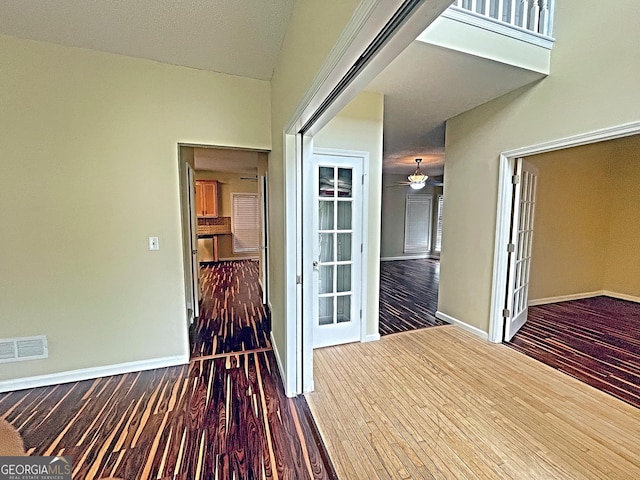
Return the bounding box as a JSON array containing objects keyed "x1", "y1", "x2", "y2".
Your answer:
[
  {"x1": 507, "y1": 296, "x2": 640, "y2": 409},
  {"x1": 306, "y1": 326, "x2": 640, "y2": 479},
  {"x1": 378, "y1": 258, "x2": 446, "y2": 335},
  {"x1": 190, "y1": 260, "x2": 271, "y2": 357}
]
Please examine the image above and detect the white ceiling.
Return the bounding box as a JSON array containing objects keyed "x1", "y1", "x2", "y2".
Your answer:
[
  {"x1": 367, "y1": 40, "x2": 545, "y2": 175},
  {"x1": 0, "y1": 0, "x2": 295, "y2": 80},
  {"x1": 194, "y1": 148, "x2": 261, "y2": 174}
]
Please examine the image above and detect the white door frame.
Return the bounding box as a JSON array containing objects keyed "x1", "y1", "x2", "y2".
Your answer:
[
  {"x1": 280, "y1": 0, "x2": 460, "y2": 396},
  {"x1": 489, "y1": 120, "x2": 640, "y2": 343}
]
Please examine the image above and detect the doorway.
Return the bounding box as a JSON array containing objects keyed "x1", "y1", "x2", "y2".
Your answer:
[
  {"x1": 303, "y1": 149, "x2": 368, "y2": 349},
  {"x1": 178, "y1": 145, "x2": 271, "y2": 358}
]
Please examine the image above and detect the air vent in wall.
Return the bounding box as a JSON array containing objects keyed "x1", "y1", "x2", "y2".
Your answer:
[{"x1": 0, "y1": 336, "x2": 48, "y2": 363}]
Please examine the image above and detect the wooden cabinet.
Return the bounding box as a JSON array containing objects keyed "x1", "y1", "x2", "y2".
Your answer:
[{"x1": 195, "y1": 180, "x2": 219, "y2": 217}]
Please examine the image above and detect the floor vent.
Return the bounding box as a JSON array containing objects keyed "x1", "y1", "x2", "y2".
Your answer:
[{"x1": 0, "y1": 336, "x2": 48, "y2": 363}]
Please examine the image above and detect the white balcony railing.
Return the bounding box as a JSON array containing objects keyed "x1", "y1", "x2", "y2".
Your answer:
[{"x1": 451, "y1": 0, "x2": 553, "y2": 37}]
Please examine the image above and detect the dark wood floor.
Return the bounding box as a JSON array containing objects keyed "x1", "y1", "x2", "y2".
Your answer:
[
  {"x1": 506, "y1": 296, "x2": 640, "y2": 409},
  {"x1": 191, "y1": 261, "x2": 271, "y2": 357},
  {"x1": 0, "y1": 351, "x2": 336, "y2": 480},
  {"x1": 0, "y1": 260, "x2": 337, "y2": 479},
  {"x1": 378, "y1": 258, "x2": 446, "y2": 335}
]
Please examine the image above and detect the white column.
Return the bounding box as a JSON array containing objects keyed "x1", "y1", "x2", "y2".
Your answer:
[
  {"x1": 471, "y1": 0, "x2": 478, "y2": 13},
  {"x1": 509, "y1": 0, "x2": 517, "y2": 24}
]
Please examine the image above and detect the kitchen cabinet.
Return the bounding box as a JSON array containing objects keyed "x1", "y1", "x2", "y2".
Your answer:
[{"x1": 195, "y1": 180, "x2": 219, "y2": 217}]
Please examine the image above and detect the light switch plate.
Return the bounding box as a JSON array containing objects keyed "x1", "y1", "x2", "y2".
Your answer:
[{"x1": 149, "y1": 236, "x2": 159, "y2": 250}]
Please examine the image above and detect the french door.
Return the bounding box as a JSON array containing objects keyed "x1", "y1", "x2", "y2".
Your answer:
[
  {"x1": 504, "y1": 158, "x2": 538, "y2": 341},
  {"x1": 309, "y1": 152, "x2": 363, "y2": 349}
]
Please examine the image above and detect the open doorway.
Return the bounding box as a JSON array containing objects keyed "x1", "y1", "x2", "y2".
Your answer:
[
  {"x1": 378, "y1": 174, "x2": 446, "y2": 335},
  {"x1": 501, "y1": 135, "x2": 640, "y2": 409},
  {"x1": 178, "y1": 145, "x2": 271, "y2": 359}
]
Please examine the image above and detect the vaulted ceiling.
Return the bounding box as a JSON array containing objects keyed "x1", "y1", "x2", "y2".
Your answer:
[{"x1": 0, "y1": 0, "x2": 295, "y2": 80}]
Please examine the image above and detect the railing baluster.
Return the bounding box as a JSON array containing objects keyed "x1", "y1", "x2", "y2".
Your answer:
[
  {"x1": 539, "y1": 0, "x2": 550, "y2": 35},
  {"x1": 450, "y1": 0, "x2": 552, "y2": 36},
  {"x1": 531, "y1": 0, "x2": 541, "y2": 33},
  {"x1": 497, "y1": 0, "x2": 505, "y2": 22},
  {"x1": 521, "y1": 0, "x2": 530, "y2": 29}
]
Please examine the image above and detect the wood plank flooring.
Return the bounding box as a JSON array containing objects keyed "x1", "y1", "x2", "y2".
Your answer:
[
  {"x1": 191, "y1": 261, "x2": 271, "y2": 357},
  {"x1": 0, "y1": 351, "x2": 336, "y2": 480},
  {"x1": 306, "y1": 326, "x2": 640, "y2": 479},
  {"x1": 379, "y1": 259, "x2": 446, "y2": 335},
  {"x1": 506, "y1": 296, "x2": 640, "y2": 409}
]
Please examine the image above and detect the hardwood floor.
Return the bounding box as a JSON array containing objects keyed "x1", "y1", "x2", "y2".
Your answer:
[
  {"x1": 0, "y1": 260, "x2": 337, "y2": 479},
  {"x1": 191, "y1": 260, "x2": 271, "y2": 357},
  {"x1": 0, "y1": 351, "x2": 336, "y2": 480},
  {"x1": 506, "y1": 296, "x2": 640, "y2": 409},
  {"x1": 307, "y1": 326, "x2": 640, "y2": 479},
  {"x1": 379, "y1": 259, "x2": 446, "y2": 335}
]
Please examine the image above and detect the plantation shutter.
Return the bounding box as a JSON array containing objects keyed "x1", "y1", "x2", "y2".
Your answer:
[
  {"x1": 434, "y1": 194, "x2": 444, "y2": 253},
  {"x1": 404, "y1": 194, "x2": 432, "y2": 254},
  {"x1": 233, "y1": 193, "x2": 260, "y2": 253}
]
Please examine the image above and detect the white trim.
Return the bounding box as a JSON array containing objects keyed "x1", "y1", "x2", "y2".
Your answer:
[
  {"x1": 529, "y1": 290, "x2": 640, "y2": 306},
  {"x1": 364, "y1": 333, "x2": 381, "y2": 342},
  {"x1": 442, "y1": 6, "x2": 555, "y2": 49},
  {"x1": 218, "y1": 256, "x2": 259, "y2": 262},
  {"x1": 528, "y1": 291, "x2": 603, "y2": 306},
  {"x1": 436, "y1": 311, "x2": 489, "y2": 340},
  {"x1": 270, "y1": 331, "x2": 296, "y2": 397},
  {"x1": 0, "y1": 355, "x2": 188, "y2": 394},
  {"x1": 381, "y1": 255, "x2": 430, "y2": 261},
  {"x1": 284, "y1": 132, "x2": 301, "y2": 397},
  {"x1": 602, "y1": 291, "x2": 640, "y2": 304},
  {"x1": 489, "y1": 120, "x2": 640, "y2": 344}
]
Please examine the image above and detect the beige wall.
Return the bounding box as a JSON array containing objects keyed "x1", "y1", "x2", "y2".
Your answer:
[
  {"x1": 527, "y1": 145, "x2": 613, "y2": 300},
  {"x1": 441, "y1": 0, "x2": 640, "y2": 333},
  {"x1": 603, "y1": 138, "x2": 640, "y2": 298},
  {"x1": 0, "y1": 35, "x2": 270, "y2": 383},
  {"x1": 314, "y1": 91, "x2": 385, "y2": 337},
  {"x1": 380, "y1": 175, "x2": 442, "y2": 258},
  {"x1": 527, "y1": 136, "x2": 640, "y2": 301},
  {"x1": 268, "y1": 0, "x2": 362, "y2": 383},
  {"x1": 196, "y1": 170, "x2": 260, "y2": 260}
]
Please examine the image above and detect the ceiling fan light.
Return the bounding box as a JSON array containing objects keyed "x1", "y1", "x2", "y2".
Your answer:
[{"x1": 409, "y1": 181, "x2": 426, "y2": 190}]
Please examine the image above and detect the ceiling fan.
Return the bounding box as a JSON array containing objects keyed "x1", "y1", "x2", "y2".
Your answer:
[{"x1": 393, "y1": 158, "x2": 443, "y2": 189}]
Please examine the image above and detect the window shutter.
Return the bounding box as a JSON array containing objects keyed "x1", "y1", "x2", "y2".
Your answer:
[
  {"x1": 232, "y1": 193, "x2": 260, "y2": 253},
  {"x1": 434, "y1": 194, "x2": 444, "y2": 253},
  {"x1": 404, "y1": 194, "x2": 432, "y2": 254}
]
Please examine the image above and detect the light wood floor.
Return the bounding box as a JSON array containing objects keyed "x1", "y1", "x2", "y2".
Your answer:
[{"x1": 306, "y1": 326, "x2": 640, "y2": 479}]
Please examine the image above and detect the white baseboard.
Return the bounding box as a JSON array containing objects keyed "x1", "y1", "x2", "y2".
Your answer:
[
  {"x1": 528, "y1": 290, "x2": 640, "y2": 306},
  {"x1": 0, "y1": 354, "x2": 189, "y2": 394},
  {"x1": 363, "y1": 333, "x2": 380, "y2": 342},
  {"x1": 527, "y1": 291, "x2": 602, "y2": 306},
  {"x1": 270, "y1": 331, "x2": 294, "y2": 397},
  {"x1": 380, "y1": 255, "x2": 429, "y2": 261},
  {"x1": 435, "y1": 311, "x2": 489, "y2": 341},
  {"x1": 600, "y1": 291, "x2": 640, "y2": 304}
]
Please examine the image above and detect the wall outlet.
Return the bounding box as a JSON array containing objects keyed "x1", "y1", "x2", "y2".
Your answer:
[{"x1": 149, "y1": 236, "x2": 159, "y2": 250}]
